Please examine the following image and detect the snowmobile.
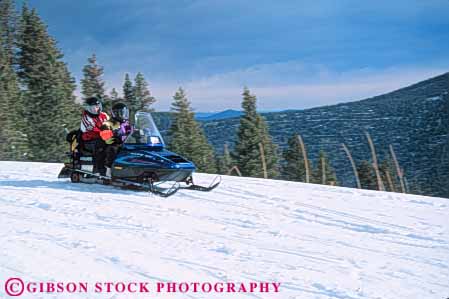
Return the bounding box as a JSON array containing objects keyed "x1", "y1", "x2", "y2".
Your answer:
[{"x1": 58, "y1": 111, "x2": 220, "y2": 197}]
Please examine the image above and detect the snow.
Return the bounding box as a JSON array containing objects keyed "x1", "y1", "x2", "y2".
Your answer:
[{"x1": 0, "y1": 161, "x2": 448, "y2": 299}]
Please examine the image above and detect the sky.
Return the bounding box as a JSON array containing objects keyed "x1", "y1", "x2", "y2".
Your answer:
[{"x1": 18, "y1": 0, "x2": 449, "y2": 111}]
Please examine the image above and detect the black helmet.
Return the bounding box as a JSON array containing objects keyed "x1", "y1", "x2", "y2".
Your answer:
[
  {"x1": 83, "y1": 96, "x2": 102, "y2": 115},
  {"x1": 112, "y1": 102, "x2": 129, "y2": 123}
]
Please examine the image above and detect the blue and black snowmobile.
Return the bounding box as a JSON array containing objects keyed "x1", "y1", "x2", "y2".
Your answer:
[{"x1": 58, "y1": 112, "x2": 220, "y2": 197}]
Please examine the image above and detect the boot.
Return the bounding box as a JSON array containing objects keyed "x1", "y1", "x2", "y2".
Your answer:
[{"x1": 105, "y1": 167, "x2": 112, "y2": 178}]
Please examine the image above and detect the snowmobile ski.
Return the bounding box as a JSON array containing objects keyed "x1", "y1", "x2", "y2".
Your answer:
[
  {"x1": 181, "y1": 175, "x2": 221, "y2": 192},
  {"x1": 68, "y1": 168, "x2": 181, "y2": 197}
]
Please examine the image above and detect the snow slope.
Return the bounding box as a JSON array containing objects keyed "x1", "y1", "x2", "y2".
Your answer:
[{"x1": 0, "y1": 161, "x2": 448, "y2": 299}]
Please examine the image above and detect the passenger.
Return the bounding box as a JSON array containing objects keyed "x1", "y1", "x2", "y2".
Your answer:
[
  {"x1": 97, "y1": 102, "x2": 132, "y2": 177},
  {"x1": 80, "y1": 96, "x2": 109, "y2": 141},
  {"x1": 80, "y1": 96, "x2": 109, "y2": 173}
]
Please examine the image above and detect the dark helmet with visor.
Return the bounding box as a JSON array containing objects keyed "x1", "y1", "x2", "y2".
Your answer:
[
  {"x1": 112, "y1": 103, "x2": 129, "y2": 123},
  {"x1": 83, "y1": 96, "x2": 102, "y2": 115}
]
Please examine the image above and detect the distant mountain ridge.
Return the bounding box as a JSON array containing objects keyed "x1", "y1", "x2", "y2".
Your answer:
[
  {"x1": 194, "y1": 109, "x2": 243, "y2": 121},
  {"x1": 153, "y1": 72, "x2": 449, "y2": 198}
]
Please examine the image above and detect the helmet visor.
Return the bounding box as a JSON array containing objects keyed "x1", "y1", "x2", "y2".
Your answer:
[
  {"x1": 113, "y1": 106, "x2": 129, "y2": 121},
  {"x1": 84, "y1": 102, "x2": 102, "y2": 115}
]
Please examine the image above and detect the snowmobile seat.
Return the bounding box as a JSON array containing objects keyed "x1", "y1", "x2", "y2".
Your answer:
[
  {"x1": 65, "y1": 129, "x2": 95, "y2": 156},
  {"x1": 80, "y1": 140, "x2": 97, "y2": 156},
  {"x1": 66, "y1": 129, "x2": 81, "y2": 154},
  {"x1": 66, "y1": 129, "x2": 79, "y2": 144}
]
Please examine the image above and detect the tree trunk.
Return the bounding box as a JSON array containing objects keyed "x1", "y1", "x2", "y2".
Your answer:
[{"x1": 258, "y1": 142, "x2": 268, "y2": 179}]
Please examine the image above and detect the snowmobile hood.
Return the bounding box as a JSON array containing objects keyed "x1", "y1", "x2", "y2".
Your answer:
[{"x1": 115, "y1": 148, "x2": 195, "y2": 171}]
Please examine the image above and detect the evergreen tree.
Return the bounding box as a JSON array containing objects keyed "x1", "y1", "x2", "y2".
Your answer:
[
  {"x1": 0, "y1": 0, "x2": 29, "y2": 160},
  {"x1": 122, "y1": 73, "x2": 135, "y2": 117},
  {"x1": 16, "y1": 6, "x2": 79, "y2": 161},
  {"x1": 81, "y1": 54, "x2": 105, "y2": 99},
  {"x1": 102, "y1": 87, "x2": 120, "y2": 114},
  {"x1": 167, "y1": 88, "x2": 217, "y2": 173},
  {"x1": 0, "y1": 77, "x2": 30, "y2": 161},
  {"x1": 102, "y1": 95, "x2": 113, "y2": 114},
  {"x1": 134, "y1": 72, "x2": 156, "y2": 115},
  {"x1": 312, "y1": 150, "x2": 337, "y2": 185},
  {"x1": 0, "y1": 0, "x2": 16, "y2": 64},
  {"x1": 0, "y1": 40, "x2": 29, "y2": 160},
  {"x1": 233, "y1": 87, "x2": 279, "y2": 178},
  {"x1": 80, "y1": 53, "x2": 113, "y2": 112},
  {"x1": 357, "y1": 160, "x2": 377, "y2": 190},
  {"x1": 216, "y1": 143, "x2": 233, "y2": 174},
  {"x1": 281, "y1": 133, "x2": 311, "y2": 182},
  {"x1": 110, "y1": 88, "x2": 119, "y2": 101}
]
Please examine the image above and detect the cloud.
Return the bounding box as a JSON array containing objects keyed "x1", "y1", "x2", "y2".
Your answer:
[
  {"x1": 54, "y1": 1, "x2": 449, "y2": 111},
  {"x1": 137, "y1": 64, "x2": 448, "y2": 111}
]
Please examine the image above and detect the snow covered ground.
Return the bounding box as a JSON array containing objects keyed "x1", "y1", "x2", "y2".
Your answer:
[{"x1": 0, "y1": 161, "x2": 448, "y2": 299}]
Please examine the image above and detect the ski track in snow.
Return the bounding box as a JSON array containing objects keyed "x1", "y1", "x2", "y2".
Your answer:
[{"x1": 0, "y1": 161, "x2": 448, "y2": 299}]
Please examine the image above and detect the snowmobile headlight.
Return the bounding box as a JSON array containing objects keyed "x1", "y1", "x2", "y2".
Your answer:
[{"x1": 149, "y1": 136, "x2": 161, "y2": 144}]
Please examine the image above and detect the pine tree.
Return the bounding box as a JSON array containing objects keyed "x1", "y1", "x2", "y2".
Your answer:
[
  {"x1": 312, "y1": 150, "x2": 337, "y2": 185},
  {"x1": 122, "y1": 73, "x2": 135, "y2": 118},
  {"x1": 281, "y1": 133, "x2": 311, "y2": 182},
  {"x1": 102, "y1": 87, "x2": 119, "y2": 114},
  {"x1": 0, "y1": 40, "x2": 29, "y2": 160},
  {"x1": 16, "y1": 5, "x2": 79, "y2": 161},
  {"x1": 233, "y1": 87, "x2": 279, "y2": 178},
  {"x1": 80, "y1": 53, "x2": 114, "y2": 112},
  {"x1": 81, "y1": 54, "x2": 105, "y2": 99},
  {"x1": 110, "y1": 88, "x2": 119, "y2": 101},
  {"x1": 357, "y1": 160, "x2": 377, "y2": 190},
  {"x1": 0, "y1": 0, "x2": 29, "y2": 160},
  {"x1": 167, "y1": 88, "x2": 217, "y2": 173},
  {"x1": 0, "y1": 0, "x2": 16, "y2": 64},
  {"x1": 216, "y1": 143, "x2": 233, "y2": 174},
  {"x1": 123, "y1": 72, "x2": 156, "y2": 121},
  {"x1": 134, "y1": 72, "x2": 156, "y2": 115}
]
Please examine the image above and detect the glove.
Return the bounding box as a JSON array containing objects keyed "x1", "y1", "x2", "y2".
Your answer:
[
  {"x1": 105, "y1": 137, "x2": 117, "y2": 145},
  {"x1": 100, "y1": 130, "x2": 114, "y2": 141}
]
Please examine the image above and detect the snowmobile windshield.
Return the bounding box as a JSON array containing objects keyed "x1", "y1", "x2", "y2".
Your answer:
[{"x1": 124, "y1": 112, "x2": 165, "y2": 148}]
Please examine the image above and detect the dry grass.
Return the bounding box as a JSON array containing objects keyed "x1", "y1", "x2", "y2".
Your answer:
[
  {"x1": 342, "y1": 143, "x2": 361, "y2": 189},
  {"x1": 297, "y1": 134, "x2": 310, "y2": 183},
  {"x1": 365, "y1": 132, "x2": 385, "y2": 191}
]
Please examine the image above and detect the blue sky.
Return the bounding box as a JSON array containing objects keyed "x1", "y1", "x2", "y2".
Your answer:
[{"x1": 21, "y1": 0, "x2": 449, "y2": 111}]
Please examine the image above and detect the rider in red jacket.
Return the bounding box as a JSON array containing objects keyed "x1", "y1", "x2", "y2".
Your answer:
[
  {"x1": 80, "y1": 96, "x2": 109, "y2": 141},
  {"x1": 80, "y1": 96, "x2": 109, "y2": 175}
]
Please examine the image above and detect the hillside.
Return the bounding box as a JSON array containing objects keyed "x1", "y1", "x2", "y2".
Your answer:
[
  {"x1": 154, "y1": 72, "x2": 449, "y2": 198},
  {"x1": 0, "y1": 161, "x2": 448, "y2": 298},
  {"x1": 195, "y1": 109, "x2": 243, "y2": 121}
]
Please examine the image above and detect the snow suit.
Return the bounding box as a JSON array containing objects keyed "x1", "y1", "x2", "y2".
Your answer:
[
  {"x1": 80, "y1": 111, "x2": 109, "y2": 141},
  {"x1": 96, "y1": 119, "x2": 132, "y2": 173},
  {"x1": 79, "y1": 110, "x2": 109, "y2": 173}
]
